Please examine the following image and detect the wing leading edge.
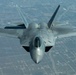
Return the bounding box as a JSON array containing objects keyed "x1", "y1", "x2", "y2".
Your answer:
[
  {"x1": 53, "y1": 26, "x2": 76, "y2": 38},
  {"x1": 47, "y1": 5, "x2": 76, "y2": 38},
  {"x1": 0, "y1": 28, "x2": 24, "y2": 38}
]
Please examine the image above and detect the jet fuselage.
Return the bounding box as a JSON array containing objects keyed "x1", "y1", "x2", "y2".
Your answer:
[{"x1": 20, "y1": 23, "x2": 56, "y2": 63}]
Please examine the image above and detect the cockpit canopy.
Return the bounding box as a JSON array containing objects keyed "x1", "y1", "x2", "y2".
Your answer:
[{"x1": 34, "y1": 37, "x2": 41, "y2": 48}]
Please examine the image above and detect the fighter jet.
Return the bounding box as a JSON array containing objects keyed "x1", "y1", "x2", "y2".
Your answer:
[{"x1": 0, "y1": 5, "x2": 76, "y2": 64}]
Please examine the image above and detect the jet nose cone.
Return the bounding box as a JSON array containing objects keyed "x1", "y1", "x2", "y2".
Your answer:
[
  {"x1": 34, "y1": 56, "x2": 41, "y2": 64},
  {"x1": 30, "y1": 48, "x2": 45, "y2": 64},
  {"x1": 30, "y1": 50, "x2": 44, "y2": 64}
]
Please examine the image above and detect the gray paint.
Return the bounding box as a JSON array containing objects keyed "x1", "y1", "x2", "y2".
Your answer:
[{"x1": 0, "y1": 0, "x2": 76, "y2": 75}]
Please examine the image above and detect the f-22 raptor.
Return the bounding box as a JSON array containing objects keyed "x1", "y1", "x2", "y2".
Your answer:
[{"x1": 0, "y1": 5, "x2": 76, "y2": 64}]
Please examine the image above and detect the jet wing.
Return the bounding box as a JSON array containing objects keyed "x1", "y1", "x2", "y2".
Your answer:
[
  {"x1": 0, "y1": 28, "x2": 24, "y2": 38},
  {"x1": 52, "y1": 26, "x2": 76, "y2": 38}
]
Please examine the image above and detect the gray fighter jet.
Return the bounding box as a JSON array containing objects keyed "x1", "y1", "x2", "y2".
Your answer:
[{"x1": 0, "y1": 5, "x2": 76, "y2": 64}]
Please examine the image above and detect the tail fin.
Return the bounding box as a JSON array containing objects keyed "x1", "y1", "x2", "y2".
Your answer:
[
  {"x1": 48, "y1": 5, "x2": 60, "y2": 28},
  {"x1": 16, "y1": 5, "x2": 28, "y2": 28}
]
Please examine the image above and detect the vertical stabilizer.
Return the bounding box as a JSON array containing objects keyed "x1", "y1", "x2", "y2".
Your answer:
[
  {"x1": 16, "y1": 5, "x2": 28, "y2": 28},
  {"x1": 48, "y1": 5, "x2": 60, "y2": 28}
]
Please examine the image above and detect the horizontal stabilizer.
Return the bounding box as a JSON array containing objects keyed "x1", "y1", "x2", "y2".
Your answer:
[
  {"x1": 48, "y1": 5, "x2": 60, "y2": 28},
  {"x1": 4, "y1": 24, "x2": 26, "y2": 29},
  {"x1": 17, "y1": 24, "x2": 25, "y2": 27}
]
